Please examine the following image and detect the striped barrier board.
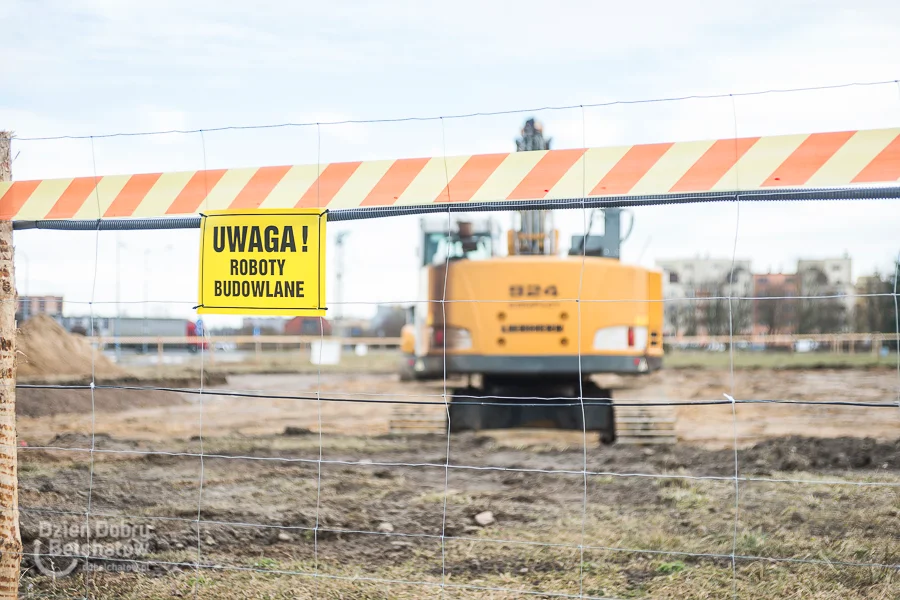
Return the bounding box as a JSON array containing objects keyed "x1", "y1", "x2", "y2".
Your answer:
[{"x1": 2, "y1": 128, "x2": 899, "y2": 220}]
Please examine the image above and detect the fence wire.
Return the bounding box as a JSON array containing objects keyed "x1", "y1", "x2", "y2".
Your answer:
[
  {"x1": 9, "y1": 81, "x2": 900, "y2": 599},
  {"x1": 12, "y1": 77, "x2": 900, "y2": 141}
]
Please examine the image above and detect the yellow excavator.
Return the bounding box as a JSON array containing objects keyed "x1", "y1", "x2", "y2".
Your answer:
[{"x1": 400, "y1": 120, "x2": 664, "y2": 443}]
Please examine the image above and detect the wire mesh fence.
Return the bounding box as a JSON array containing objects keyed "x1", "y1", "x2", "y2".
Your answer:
[{"x1": 4, "y1": 81, "x2": 900, "y2": 599}]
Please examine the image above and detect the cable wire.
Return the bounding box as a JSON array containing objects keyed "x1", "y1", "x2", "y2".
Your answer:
[
  {"x1": 13, "y1": 78, "x2": 899, "y2": 142},
  {"x1": 17, "y1": 383, "x2": 900, "y2": 408}
]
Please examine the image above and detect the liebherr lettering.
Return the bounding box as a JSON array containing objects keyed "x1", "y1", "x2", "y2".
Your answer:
[{"x1": 501, "y1": 324, "x2": 564, "y2": 333}]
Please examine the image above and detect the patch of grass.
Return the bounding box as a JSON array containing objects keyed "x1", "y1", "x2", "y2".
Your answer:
[
  {"x1": 656, "y1": 480, "x2": 709, "y2": 509},
  {"x1": 252, "y1": 557, "x2": 279, "y2": 569},
  {"x1": 734, "y1": 530, "x2": 766, "y2": 556},
  {"x1": 664, "y1": 350, "x2": 897, "y2": 370},
  {"x1": 659, "y1": 486, "x2": 708, "y2": 509},
  {"x1": 416, "y1": 489, "x2": 475, "y2": 505},
  {"x1": 187, "y1": 574, "x2": 212, "y2": 587},
  {"x1": 129, "y1": 349, "x2": 403, "y2": 379},
  {"x1": 656, "y1": 560, "x2": 686, "y2": 575}
]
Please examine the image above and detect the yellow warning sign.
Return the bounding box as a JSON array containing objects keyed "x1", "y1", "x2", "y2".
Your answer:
[{"x1": 197, "y1": 209, "x2": 327, "y2": 316}]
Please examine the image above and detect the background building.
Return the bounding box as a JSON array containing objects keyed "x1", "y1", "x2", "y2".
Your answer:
[
  {"x1": 60, "y1": 316, "x2": 190, "y2": 338},
  {"x1": 656, "y1": 258, "x2": 752, "y2": 337},
  {"x1": 367, "y1": 305, "x2": 407, "y2": 338},
  {"x1": 17, "y1": 295, "x2": 63, "y2": 322},
  {"x1": 241, "y1": 318, "x2": 287, "y2": 335},
  {"x1": 656, "y1": 256, "x2": 859, "y2": 337},
  {"x1": 285, "y1": 317, "x2": 333, "y2": 336}
]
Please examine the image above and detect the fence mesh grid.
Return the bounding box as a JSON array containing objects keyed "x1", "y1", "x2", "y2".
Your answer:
[{"x1": 7, "y1": 81, "x2": 900, "y2": 599}]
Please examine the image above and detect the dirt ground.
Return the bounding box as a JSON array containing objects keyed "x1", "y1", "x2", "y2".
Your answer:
[
  {"x1": 15, "y1": 367, "x2": 900, "y2": 598},
  {"x1": 17, "y1": 386, "x2": 184, "y2": 419},
  {"x1": 18, "y1": 368, "x2": 900, "y2": 447}
]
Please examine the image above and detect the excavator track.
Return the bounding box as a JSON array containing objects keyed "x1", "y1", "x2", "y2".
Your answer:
[
  {"x1": 613, "y1": 404, "x2": 677, "y2": 445},
  {"x1": 388, "y1": 404, "x2": 447, "y2": 434},
  {"x1": 388, "y1": 385, "x2": 677, "y2": 445}
]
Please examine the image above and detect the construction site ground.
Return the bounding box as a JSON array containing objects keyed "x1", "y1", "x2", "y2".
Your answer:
[{"x1": 17, "y1": 366, "x2": 900, "y2": 599}]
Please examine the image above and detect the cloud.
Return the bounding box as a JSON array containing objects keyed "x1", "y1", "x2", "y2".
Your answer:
[
  {"x1": 139, "y1": 108, "x2": 189, "y2": 145},
  {"x1": 4, "y1": 0, "x2": 900, "y2": 320}
]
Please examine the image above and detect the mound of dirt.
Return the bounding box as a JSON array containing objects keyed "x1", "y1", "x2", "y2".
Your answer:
[
  {"x1": 16, "y1": 315, "x2": 127, "y2": 380},
  {"x1": 596, "y1": 435, "x2": 900, "y2": 475},
  {"x1": 736, "y1": 435, "x2": 900, "y2": 471},
  {"x1": 16, "y1": 386, "x2": 187, "y2": 418}
]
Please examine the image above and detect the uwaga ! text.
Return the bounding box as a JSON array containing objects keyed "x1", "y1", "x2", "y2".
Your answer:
[{"x1": 211, "y1": 225, "x2": 309, "y2": 298}]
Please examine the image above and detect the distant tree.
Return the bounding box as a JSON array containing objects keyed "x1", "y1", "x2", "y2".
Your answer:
[
  {"x1": 855, "y1": 264, "x2": 899, "y2": 334},
  {"x1": 367, "y1": 306, "x2": 408, "y2": 337},
  {"x1": 797, "y1": 267, "x2": 848, "y2": 334},
  {"x1": 892, "y1": 262, "x2": 900, "y2": 346},
  {"x1": 666, "y1": 299, "x2": 695, "y2": 337},
  {"x1": 684, "y1": 303, "x2": 698, "y2": 336},
  {"x1": 698, "y1": 295, "x2": 728, "y2": 336},
  {"x1": 695, "y1": 282, "x2": 752, "y2": 336},
  {"x1": 798, "y1": 298, "x2": 846, "y2": 334},
  {"x1": 732, "y1": 297, "x2": 752, "y2": 334},
  {"x1": 756, "y1": 284, "x2": 798, "y2": 334},
  {"x1": 893, "y1": 261, "x2": 900, "y2": 335}
]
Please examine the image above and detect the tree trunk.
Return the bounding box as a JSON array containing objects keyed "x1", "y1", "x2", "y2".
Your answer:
[{"x1": 0, "y1": 131, "x2": 21, "y2": 597}]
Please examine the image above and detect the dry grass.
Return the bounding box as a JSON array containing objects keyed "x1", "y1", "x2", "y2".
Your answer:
[
  {"x1": 16, "y1": 363, "x2": 899, "y2": 598},
  {"x1": 126, "y1": 349, "x2": 402, "y2": 380},
  {"x1": 665, "y1": 350, "x2": 898, "y2": 370},
  {"x1": 18, "y1": 430, "x2": 900, "y2": 599}
]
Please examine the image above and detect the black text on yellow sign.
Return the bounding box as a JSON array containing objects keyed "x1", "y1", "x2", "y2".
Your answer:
[{"x1": 197, "y1": 209, "x2": 327, "y2": 315}]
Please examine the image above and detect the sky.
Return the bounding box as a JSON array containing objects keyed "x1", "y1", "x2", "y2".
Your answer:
[{"x1": 2, "y1": 0, "x2": 900, "y2": 326}]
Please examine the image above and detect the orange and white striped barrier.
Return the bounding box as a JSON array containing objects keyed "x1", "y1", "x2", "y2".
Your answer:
[{"x1": 2, "y1": 128, "x2": 899, "y2": 220}]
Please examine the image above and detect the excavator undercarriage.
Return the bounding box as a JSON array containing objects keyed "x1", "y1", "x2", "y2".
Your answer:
[{"x1": 448, "y1": 376, "x2": 615, "y2": 443}]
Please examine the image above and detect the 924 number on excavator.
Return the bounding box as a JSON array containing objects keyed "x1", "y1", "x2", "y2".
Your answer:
[{"x1": 508, "y1": 284, "x2": 558, "y2": 298}]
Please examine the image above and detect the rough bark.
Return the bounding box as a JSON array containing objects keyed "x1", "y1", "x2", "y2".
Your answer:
[{"x1": 0, "y1": 131, "x2": 22, "y2": 597}]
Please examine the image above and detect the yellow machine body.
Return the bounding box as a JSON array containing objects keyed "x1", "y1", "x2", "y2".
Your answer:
[{"x1": 409, "y1": 255, "x2": 663, "y2": 378}]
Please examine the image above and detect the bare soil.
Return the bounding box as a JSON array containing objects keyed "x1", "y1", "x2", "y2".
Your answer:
[
  {"x1": 16, "y1": 386, "x2": 185, "y2": 419},
  {"x1": 17, "y1": 368, "x2": 900, "y2": 448},
  {"x1": 15, "y1": 367, "x2": 900, "y2": 598}
]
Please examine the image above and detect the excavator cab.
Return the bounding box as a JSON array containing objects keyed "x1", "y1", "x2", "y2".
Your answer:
[
  {"x1": 399, "y1": 217, "x2": 496, "y2": 380},
  {"x1": 421, "y1": 218, "x2": 496, "y2": 266}
]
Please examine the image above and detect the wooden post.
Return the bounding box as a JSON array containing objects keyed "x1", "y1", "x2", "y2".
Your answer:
[{"x1": 0, "y1": 131, "x2": 22, "y2": 597}]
